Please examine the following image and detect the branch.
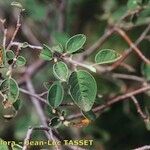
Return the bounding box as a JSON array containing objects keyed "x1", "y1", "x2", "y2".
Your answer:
[
  {"x1": 0, "y1": 18, "x2": 7, "y2": 49},
  {"x1": 24, "y1": 79, "x2": 83, "y2": 150},
  {"x1": 11, "y1": 41, "x2": 43, "y2": 50},
  {"x1": 22, "y1": 128, "x2": 33, "y2": 150},
  {"x1": 112, "y1": 73, "x2": 145, "y2": 82},
  {"x1": 109, "y1": 24, "x2": 150, "y2": 70},
  {"x1": 114, "y1": 27, "x2": 150, "y2": 64},
  {"x1": 7, "y1": 10, "x2": 21, "y2": 50},
  {"x1": 19, "y1": 88, "x2": 49, "y2": 105},
  {"x1": 131, "y1": 96, "x2": 148, "y2": 121},
  {"x1": 67, "y1": 85, "x2": 150, "y2": 120},
  {"x1": 133, "y1": 145, "x2": 150, "y2": 150},
  {"x1": 79, "y1": 27, "x2": 115, "y2": 61},
  {"x1": 57, "y1": 0, "x2": 67, "y2": 32},
  {"x1": 20, "y1": 88, "x2": 74, "y2": 107},
  {"x1": 25, "y1": 78, "x2": 60, "y2": 150},
  {"x1": 23, "y1": 126, "x2": 60, "y2": 150}
]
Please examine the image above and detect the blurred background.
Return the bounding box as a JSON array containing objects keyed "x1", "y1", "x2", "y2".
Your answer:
[{"x1": 0, "y1": 0, "x2": 150, "y2": 150}]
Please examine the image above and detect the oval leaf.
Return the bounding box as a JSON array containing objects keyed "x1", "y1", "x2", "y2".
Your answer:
[
  {"x1": 69, "y1": 70, "x2": 97, "y2": 112},
  {"x1": 95, "y1": 49, "x2": 121, "y2": 65},
  {"x1": 48, "y1": 82, "x2": 64, "y2": 108},
  {"x1": 0, "y1": 78, "x2": 19, "y2": 103},
  {"x1": 40, "y1": 44, "x2": 53, "y2": 61},
  {"x1": 53, "y1": 61, "x2": 69, "y2": 81},
  {"x1": 66, "y1": 34, "x2": 86, "y2": 54},
  {"x1": 6, "y1": 50, "x2": 15, "y2": 61},
  {"x1": 16, "y1": 56, "x2": 26, "y2": 66}
]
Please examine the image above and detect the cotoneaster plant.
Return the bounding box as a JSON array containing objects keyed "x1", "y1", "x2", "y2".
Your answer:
[
  {"x1": 1, "y1": 1, "x2": 150, "y2": 149},
  {"x1": 0, "y1": 31, "x2": 122, "y2": 125}
]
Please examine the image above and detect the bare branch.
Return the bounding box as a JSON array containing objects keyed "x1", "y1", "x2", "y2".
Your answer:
[
  {"x1": 22, "y1": 128, "x2": 33, "y2": 150},
  {"x1": 7, "y1": 11, "x2": 21, "y2": 50},
  {"x1": 3, "y1": 29, "x2": 7, "y2": 49},
  {"x1": 131, "y1": 96, "x2": 148, "y2": 121},
  {"x1": 112, "y1": 73, "x2": 145, "y2": 82},
  {"x1": 114, "y1": 27, "x2": 150, "y2": 64},
  {"x1": 11, "y1": 41, "x2": 43, "y2": 50},
  {"x1": 20, "y1": 88, "x2": 74, "y2": 107},
  {"x1": 57, "y1": 0, "x2": 67, "y2": 32},
  {"x1": 109, "y1": 24, "x2": 150, "y2": 70}
]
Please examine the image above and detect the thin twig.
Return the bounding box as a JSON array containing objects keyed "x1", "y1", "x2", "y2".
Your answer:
[
  {"x1": 22, "y1": 128, "x2": 33, "y2": 150},
  {"x1": 112, "y1": 73, "x2": 145, "y2": 82},
  {"x1": 79, "y1": 27, "x2": 115, "y2": 61},
  {"x1": 131, "y1": 96, "x2": 148, "y2": 121},
  {"x1": 109, "y1": 25, "x2": 150, "y2": 70},
  {"x1": 11, "y1": 41, "x2": 42, "y2": 50},
  {"x1": 3, "y1": 29, "x2": 7, "y2": 49},
  {"x1": 19, "y1": 88, "x2": 49, "y2": 105},
  {"x1": 20, "y1": 88, "x2": 74, "y2": 107},
  {"x1": 57, "y1": 0, "x2": 67, "y2": 32},
  {"x1": 7, "y1": 11, "x2": 21, "y2": 50},
  {"x1": 114, "y1": 27, "x2": 150, "y2": 64}
]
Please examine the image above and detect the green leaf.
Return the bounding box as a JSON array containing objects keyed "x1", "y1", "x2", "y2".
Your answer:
[
  {"x1": 53, "y1": 61, "x2": 69, "y2": 81},
  {"x1": 127, "y1": 0, "x2": 140, "y2": 10},
  {"x1": 141, "y1": 63, "x2": 150, "y2": 80},
  {"x1": 0, "y1": 78, "x2": 19, "y2": 103},
  {"x1": 69, "y1": 70, "x2": 97, "y2": 112},
  {"x1": 6, "y1": 50, "x2": 15, "y2": 61},
  {"x1": 16, "y1": 56, "x2": 26, "y2": 66},
  {"x1": 0, "y1": 139, "x2": 9, "y2": 150},
  {"x1": 48, "y1": 82, "x2": 64, "y2": 108},
  {"x1": 39, "y1": 44, "x2": 53, "y2": 61},
  {"x1": 66, "y1": 34, "x2": 86, "y2": 54},
  {"x1": 52, "y1": 44, "x2": 64, "y2": 53},
  {"x1": 95, "y1": 49, "x2": 121, "y2": 65},
  {"x1": 82, "y1": 110, "x2": 97, "y2": 121}
]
